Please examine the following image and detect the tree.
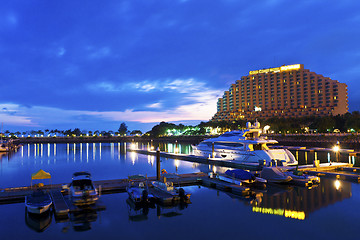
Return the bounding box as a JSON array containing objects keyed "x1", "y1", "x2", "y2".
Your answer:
[
  {"x1": 118, "y1": 122, "x2": 128, "y2": 136},
  {"x1": 130, "y1": 130, "x2": 142, "y2": 136}
]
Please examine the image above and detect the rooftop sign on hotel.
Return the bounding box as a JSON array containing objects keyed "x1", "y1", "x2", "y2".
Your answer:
[{"x1": 249, "y1": 64, "x2": 302, "y2": 75}]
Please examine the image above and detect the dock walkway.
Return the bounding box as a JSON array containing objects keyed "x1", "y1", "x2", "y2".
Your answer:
[{"x1": 50, "y1": 190, "x2": 69, "y2": 218}]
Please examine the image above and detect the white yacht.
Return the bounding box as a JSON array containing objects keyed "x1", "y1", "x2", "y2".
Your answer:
[{"x1": 192, "y1": 121, "x2": 298, "y2": 167}]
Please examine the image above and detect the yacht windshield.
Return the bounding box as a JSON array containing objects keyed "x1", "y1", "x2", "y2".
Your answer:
[
  {"x1": 215, "y1": 142, "x2": 243, "y2": 148},
  {"x1": 221, "y1": 132, "x2": 240, "y2": 137}
]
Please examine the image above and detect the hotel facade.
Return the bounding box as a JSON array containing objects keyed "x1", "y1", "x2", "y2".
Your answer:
[{"x1": 212, "y1": 64, "x2": 348, "y2": 122}]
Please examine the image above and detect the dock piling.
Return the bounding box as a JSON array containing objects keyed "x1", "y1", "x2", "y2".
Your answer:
[{"x1": 156, "y1": 147, "x2": 161, "y2": 181}]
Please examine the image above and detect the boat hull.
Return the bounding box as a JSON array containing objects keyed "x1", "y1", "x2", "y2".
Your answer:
[{"x1": 25, "y1": 200, "x2": 52, "y2": 215}]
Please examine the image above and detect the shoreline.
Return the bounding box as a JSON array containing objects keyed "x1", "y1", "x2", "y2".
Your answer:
[{"x1": 5, "y1": 134, "x2": 360, "y2": 151}]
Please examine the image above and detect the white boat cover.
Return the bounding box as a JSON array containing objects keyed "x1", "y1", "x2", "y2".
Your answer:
[{"x1": 260, "y1": 167, "x2": 292, "y2": 183}]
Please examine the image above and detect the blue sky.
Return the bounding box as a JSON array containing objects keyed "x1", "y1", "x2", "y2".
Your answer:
[{"x1": 1, "y1": 0, "x2": 360, "y2": 132}]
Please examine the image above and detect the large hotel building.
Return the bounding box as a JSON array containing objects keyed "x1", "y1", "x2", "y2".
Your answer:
[{"x1": 212, "y1": 64, "x2": 348, "y2": 121}]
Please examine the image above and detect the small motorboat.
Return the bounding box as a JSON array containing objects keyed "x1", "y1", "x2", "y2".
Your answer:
[
  {"x1": 127, "y1": 175, "x2": 155, "y2": 204},
  {"x1": 224, "y1": 169, "x2": 267, "y2": 188},
  {"x1": 26, "y1": 169, "x2": 53, "y2": 215},
  {"x1": 69, "y1": 172, "x2": 99, "y2": 205},
  {"x1": 25, "y1": 189, "x2": 53, "y2": 215},
  {"x1": 282, "y1": 168, "x2": 320, "y2": 185},
  {"x1": 260, "y1": 167, "x2": 292, "y2": 183},
  {"x1": 151, "y1": 173, "x2": 191, "y2": 201}
]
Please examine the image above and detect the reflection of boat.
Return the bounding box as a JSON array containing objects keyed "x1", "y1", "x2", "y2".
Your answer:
[
  {"x1": 192, "y1": 121, "x2": 298, "y2": 166},
  {"x1": 69, "y1": 172, "x2": 99, "y2": 205},
  {"x1": 156, "y1": 202, "x2": 188, "y2": 218},
  {"x1": 126, "y1": 198, "x2": 152, "y2": 222},
  {"x1": 260, "y1": 167, "x2": 292, "y2": 183},
  {"x1": 70, "y1": 209, "x2": 98, "y2": 232},
  {"x1": 25, "y1": 208, "x2": 52, "y2": 232},
  {"x1": 26, "y1": 170, "x2": 53, "y2": 215},
  {"x1": 127, "y1": 175, "x2": 155, "y2": 204}
]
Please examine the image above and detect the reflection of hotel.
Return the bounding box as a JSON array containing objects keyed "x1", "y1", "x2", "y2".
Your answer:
[
  {"x1": 213, "y1": 64, "x2": 348, "y2": 121},
  {"x1": 251, "y1": 179, "x2": 351, "y2": 220}
]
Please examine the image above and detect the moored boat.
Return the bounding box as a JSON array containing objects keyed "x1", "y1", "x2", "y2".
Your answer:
[
  {"x1": 224, "y1": 169, "x2": 267, "y2": 188},
  {"x1": 127, "y1": 175, "x2": 155, "y2": 204},
  {"x1": 25, "y1": 169, "x2": 53, "y2": 215},
  {"x1": 151, "y1": 173, "x2": 191, "y2": 201},
  {"x1": 192, "y1": 121, "x2": 298, "y2": 167},
  {"x1": 260, "y1": 167, "x2": 293, "y2": 183},
  {"x1": 69, "y1": 172, "x2": 99, "y2": 205},
  {"x1": 282, "y1": 168, "x2": 320, "y2": 185},
  {"x1": 25, "y1": 189, "x2": 53, "y2": 215}
]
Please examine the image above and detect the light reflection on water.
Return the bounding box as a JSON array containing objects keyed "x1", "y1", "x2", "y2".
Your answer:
[{"x1": 0, "y1": 142, "x2": 360, "y2": 239}]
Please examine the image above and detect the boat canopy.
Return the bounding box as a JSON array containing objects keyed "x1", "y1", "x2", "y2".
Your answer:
[
  {"x1": 31, "y1": 169, "x2": 51, "y2": 180},
  {"x1": 31, "y1": 169, "x2": 51, "y2": 187}
]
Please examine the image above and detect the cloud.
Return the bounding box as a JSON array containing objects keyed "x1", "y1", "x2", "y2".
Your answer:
[
  {"x1": 57, "y1": 47, "x2": 66, "y2": 57},
  {"x1": 87, "y1": 47, "x2": 111, "y2": 59},
  {"x1": 147, "y1": 102, "x2": 162, "y2": 109},
  {"x1": 0, "y1": 104, "x2": 34, "y2": 126}
]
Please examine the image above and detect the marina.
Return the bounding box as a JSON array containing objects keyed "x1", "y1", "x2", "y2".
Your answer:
[{"x1": 1, "y1": 142, "x2": 360, "y2": 239}]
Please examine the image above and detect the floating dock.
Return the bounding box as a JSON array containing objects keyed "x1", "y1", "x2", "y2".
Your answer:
[{"x1": 50, "y1": 190, "x2": 69, "y2": 218}]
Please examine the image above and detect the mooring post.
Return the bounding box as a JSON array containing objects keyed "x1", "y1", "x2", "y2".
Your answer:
[
  {"x1": 156, "y1": 147, "x2": 161, "y2": 181},
  {"x1": 212, "y1": 142, "x2": 215, "y2": 158}
]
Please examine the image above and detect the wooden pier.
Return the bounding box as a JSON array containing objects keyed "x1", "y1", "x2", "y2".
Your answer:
[{"x1": 302, "y1": 169, "x2": 360, "y2": 183}]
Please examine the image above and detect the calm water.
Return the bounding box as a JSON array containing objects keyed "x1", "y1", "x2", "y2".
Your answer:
[{"x1": 0, "y1": 142, "x2": 360, "y2": 240}]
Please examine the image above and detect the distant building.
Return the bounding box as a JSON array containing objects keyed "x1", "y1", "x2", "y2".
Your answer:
[{"x1": 212, "y1": 64, "x2": 348, "y2": 121}]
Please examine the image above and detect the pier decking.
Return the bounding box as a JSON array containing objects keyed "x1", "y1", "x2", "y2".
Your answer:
[{"x1": 50, "y1": 190, "x2": 69, "y2": 217}]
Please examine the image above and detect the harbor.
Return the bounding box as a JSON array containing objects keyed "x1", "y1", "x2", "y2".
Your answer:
[{"x1": 0, "y1": 141, "x2": 360, "y2": 238}]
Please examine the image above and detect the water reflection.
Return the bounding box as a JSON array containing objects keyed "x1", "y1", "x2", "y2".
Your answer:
[
  {"x1": 1, "y1": 142, "x2": 357, "y2": 168},
  {"x1": 69, "y1": 209, "x2": 98, "y2": 232},
  {"x1": 225, "y1": 178, "x2": 351, "y2": 220},
  {"x1": 25, "y1": 209, "x2": 52, "y2": 232},
  {"x1": 126, "y1": 197, "x2": 189, "y2": 221}
]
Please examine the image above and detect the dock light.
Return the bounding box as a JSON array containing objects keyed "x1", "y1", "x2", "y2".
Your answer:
[
  {"x1": 130, "y1": 143, "x2": 136, "y2": 150},
  {"x1": 334, "y1": 180, "x2": 341, "y2": 190},
  {"x1": 174, "y1": 147, "x2": 179, "y2": 154},
  {"x1": 333, "y1": 141, "x2": 340, "y2": 162},
  {"x1": 332, "y1": 145, "x2": 340, "y2": 152},
  {"x1": 150, "y1": 146, "x2": 155, "y2": 151}
]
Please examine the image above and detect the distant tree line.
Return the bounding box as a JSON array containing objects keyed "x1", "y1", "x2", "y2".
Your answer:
[
  {"x1": 2, "y1": 112, "x2": 360, "y2": 139},
  {"x1": 145, "y1": 111, "x2": 360, "y2": 137},
  {"x1": 1, "y1": 122, "x2": 143, "y2": 138}
]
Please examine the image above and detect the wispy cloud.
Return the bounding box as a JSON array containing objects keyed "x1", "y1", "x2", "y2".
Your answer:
[{"x1": 87, "y1": 47, "x2": 111, "y2": 59}]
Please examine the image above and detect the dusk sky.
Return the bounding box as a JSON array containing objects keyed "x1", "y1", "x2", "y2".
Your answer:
[{"x1": 1, "y1": 0, "x2": 360, "y2": 132}]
